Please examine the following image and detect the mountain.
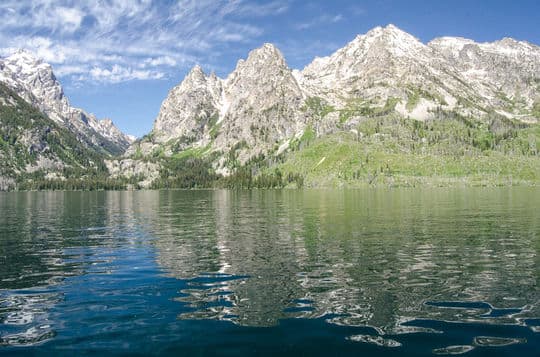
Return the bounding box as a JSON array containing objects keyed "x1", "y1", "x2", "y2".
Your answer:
[
  {"x1": 214, "y1": 44, "x2": 306, "y2": 162},
  {"x1": 124, "y1": 24, "x2": 539, "y2": 185},
  {"x1": 429, "y1": 36, "x2": 540, "y2": 119},
  {"x1": 3, "y1": 25, "x2": 539, "y2": 189},
  {"x1": 297, "y1": 25, "x2": 485, "y2": 119},
  {"x1": 0, "y1": 50, "x2": 134, "y2": 155},
  {"x1": 130, "y1": 44, "x2": 306, "y2": 173},
  {"x1": 0, "y1": 82, "x2": 108, "y2": 190}
]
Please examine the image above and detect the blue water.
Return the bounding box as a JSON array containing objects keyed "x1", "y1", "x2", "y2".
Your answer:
[{"x1": 0, "y1": 189, "x2": 539, "y2": 355}]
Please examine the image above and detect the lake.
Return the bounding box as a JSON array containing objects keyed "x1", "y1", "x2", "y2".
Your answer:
[{"x1": 0, "y1": 188, "x2": 539, "y2": 356}]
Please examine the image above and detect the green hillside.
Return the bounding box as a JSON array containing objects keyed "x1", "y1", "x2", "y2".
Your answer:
[
  {"x1": 270, "y1": 114, "x2": 540, "y2": 187},
  {"x1": 0, "y1": 83, "x2": 124, "y2": 190}
]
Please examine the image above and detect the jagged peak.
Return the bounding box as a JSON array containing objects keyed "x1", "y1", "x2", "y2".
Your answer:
[
  {"x1": 430, "y1": 35, "x2": 540, "y2": 58},
  {"x1": 246, "y1": 43, "x2": 286, "y2": 64},
  {"x1": 314, "y1": 24, "x2": 424, "y2": 64},
  {"x1": 338, "y1": 25, "x2": 426, "y2": 58},
  {"x1": 187, "y1": 64, "x2": 206, "y2": 77},
  {"x1": 493, "y1": 37, "x2": 539, "y2": 51},
  {"x1": 190, "y1": 64, "x2": 204, "y2": 73},
  {"x1": 384, "y1": 23, "x2": 401, "y2": 32},
  {"x1": 498, "y1": 37, "x2": 520, "y2": 45},
  {"x1": 226, "y1": 43, "x2": 289, "y2": 84},
  {"x1": 358, "y1": 24, "x2": 417, "y2": 41},
  {"x1": 1, "y1": 49, "x2": 55, "y2": 80},
  {"x1": 260, "y1": 42, "x2": 279, "y2": 51},
  {"x1": 182, "y1": 64, "x2": 208, "y2": 85},
  {"x1": 207, "y1": 70, "x2": 223, "y2": 84},
  {"x1": 5, "y1": 49, "x2": 44, "y2": 66}
]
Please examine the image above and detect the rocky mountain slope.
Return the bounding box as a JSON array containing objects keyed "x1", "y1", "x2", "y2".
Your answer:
[
  {"x1": 3, "y1": 25, "x2": 538, "y2": 189},
  {"x1": 126, "y1": 24, "x2": 539, "y2": 181},
  {"x1": 429, "y1": 36, "x2": 540, "y2": 119},
  {"x1": 0, "y1": 82, "x2": 109, "y2": 190},
  {"x1": 0, "y1": 50, "x2": 134, "y2": 156},
  {"x1": 297, "y1": 25, "x2": 489, "y2": 121},
  {"x1": 130, "y1": 44, "x2": 307, "y2": 173}
]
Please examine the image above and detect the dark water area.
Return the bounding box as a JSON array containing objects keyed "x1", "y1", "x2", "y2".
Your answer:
[{"x1": 0, "y1": 188, "x2": 539, "y2": 356}]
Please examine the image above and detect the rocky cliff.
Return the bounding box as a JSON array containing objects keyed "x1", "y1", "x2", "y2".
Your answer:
[
  {"x1": 128, "y1": 25, "x2": 539, "y2": 179},
  {"x1": 0, "y1": 82, "x2": 109, "y2": 189},
  {"x1": 0, "y1": 50, "x2": 134, "y2": 156}
]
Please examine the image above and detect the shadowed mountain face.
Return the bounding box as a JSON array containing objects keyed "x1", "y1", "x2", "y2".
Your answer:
[
  {"x1": 129, "y1": 25, "x2": 540, "y2": 172},
  {"x1": 0, "y1": 50, "x2": 134, "y2": 156},
  {"x1": 2, "y1": 25, "x2": 540, "y2": 188},
  {"x1": 0, "y1": 83, "x2": 111, "y2": 189}
]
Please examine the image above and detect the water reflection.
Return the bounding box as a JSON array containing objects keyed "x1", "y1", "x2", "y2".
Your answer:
[
  {"x1": 150, "y1": 189, "x2": 540, "y2": 338},
  {"x1": 0, "y1": 188, "x2": 538, "y2": 354},
  {"x1": 0, "y1": 191, "x2": 153, "y2": 347}
]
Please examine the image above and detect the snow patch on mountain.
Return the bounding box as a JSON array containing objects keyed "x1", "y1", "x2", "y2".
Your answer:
[{"x1": 0, "y1": 50, "x2": 134, "y2": 155}]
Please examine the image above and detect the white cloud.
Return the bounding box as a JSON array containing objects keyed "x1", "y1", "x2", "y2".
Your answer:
[
  {"x1": 55, "y1": 6, "x2": 84, "y2": 33},
  {"x1": 142, "y1": 56, "x2": 177, "y2": 67},
  {"x1": 55, "y1": 65, "x2": 88, "y2": 76},
  {"x1": 88, "y1": 65, "x2": 164, "y2": 83},
  {"x1": 296, "y1": 14, "x2": 344, "y2": 30},
  {"x1": 0, "y1": 0, "x2": 288, "y2": 84},
  {"x1": 350, "y1": 6, "x2": 367, "y2": 16}
]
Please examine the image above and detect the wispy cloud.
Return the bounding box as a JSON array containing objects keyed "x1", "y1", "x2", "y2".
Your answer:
[
  {"x1": 86, "y1": 65, "x2": 165, "y2": 84},
  {"x1": 295, "y1": 14, "x2": 344, "y2": 30},
  {"x1": 0, "y1": 0, "x2": 288, "y2": 84},
  {"x1": 350, "y1": 5, "x2": 367, "y2": 16}
]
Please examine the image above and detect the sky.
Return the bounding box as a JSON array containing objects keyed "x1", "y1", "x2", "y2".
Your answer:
[{"x1": 1, "y1": 0, "x2": 540, "y2": 137}]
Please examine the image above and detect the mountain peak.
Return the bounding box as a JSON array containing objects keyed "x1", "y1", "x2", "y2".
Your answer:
[
  {"x1": 359, "y1": 24, "x2": 411, "y2": 39},
  {"x1": 0, "y1": 49, "x2": 134, "y2": 154},
  {"x1": 191, "y1": 64, "x2": 204, "y2": 73},
  {"x1": 380, "y1": 23, "x2": 407, "y2": 35},
  {"x1": 365, "y1": 24, "x2": 421, "y2": 44},
  {"x1": 494, "y1": 37, "x2": 534, "y2": 50},
  {"x1": 4, "y1": 49, "x2": 45, "y2": 68},
  {"x1": 335, "y1": 24, "x2": 426, "y2": 62},
  {"x1": 232, "y1": 43, "x2": 289, "y2": 76},
  {"x1": 247, "y1": 43, "x2": 285, "y2": 63},
  {"x1": 385, "y1": 23, "x2": 400, "y2": 31},
  {"x1": 2, "y1": 49, "x2": 50, "y2": 76},
  {"x1": 261, "y1": 42, "x2": 278, "y2": 51},
  {"x1": 183, "y1": 64, "x2": 208, "y2": 85}
]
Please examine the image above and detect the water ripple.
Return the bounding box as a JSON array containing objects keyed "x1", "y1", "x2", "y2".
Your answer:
[{"x1": 0, "y1": 189, "x2": 538, "y2": 355}]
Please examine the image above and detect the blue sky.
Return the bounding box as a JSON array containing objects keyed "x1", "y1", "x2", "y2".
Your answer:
[{"x1": 1, "y1": 0, "x2": 539, "y2": 137}]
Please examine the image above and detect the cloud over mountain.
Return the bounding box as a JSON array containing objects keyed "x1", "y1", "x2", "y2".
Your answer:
[{"x1": 0, "y1": 0, "x2": 289, "y2": 84}]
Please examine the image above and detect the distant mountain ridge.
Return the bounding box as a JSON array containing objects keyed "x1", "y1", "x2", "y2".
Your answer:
[
  {"x1": 126, "y1": 24, "x2": 540, "y2": 179},
  {"x1": 0, "y1": 82, "x2": 110, "y2": 190},
  {"x1": 2, "y1": 24, "x2": 539, "y2": 189},
  {"x1": 0, "y1": 50, "x2": 134, "y2": 156}
]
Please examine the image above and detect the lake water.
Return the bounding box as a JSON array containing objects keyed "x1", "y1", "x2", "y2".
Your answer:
[{"x1": 0, "y1": 188, "x2": 539, "y2": 356}]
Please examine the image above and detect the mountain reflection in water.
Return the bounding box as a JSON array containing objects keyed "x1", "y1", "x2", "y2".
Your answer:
[
  {"x1": 0, "y1": 189, "x2": 538, "y2": 355},
  {"x1": 151, "y1": 190, "x2": 539, "y2": 332}
]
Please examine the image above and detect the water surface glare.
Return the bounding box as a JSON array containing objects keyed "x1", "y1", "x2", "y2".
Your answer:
[{"x1": 0, "y1": 188, "x2": 539, "y2": 356}]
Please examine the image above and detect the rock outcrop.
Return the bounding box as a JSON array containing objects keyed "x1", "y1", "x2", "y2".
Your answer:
[{"x1": 0, "y1": 50, "x2": 134, "y2": 155}]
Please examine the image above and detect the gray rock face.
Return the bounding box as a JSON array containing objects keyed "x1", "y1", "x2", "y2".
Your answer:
[
  {"x1": 298, "y1": 25, "x2": 486, "y2": 119},
  {"x1": 141, "y1": 44, "x2": 306, "y2": 167},
  {"x1": 130, "y1": 25, "x2": 540, "y2": 177},
  {"x1": 105, "y1": 159, "x2": 160, "y2": 188},
  {"x1": 153, "y1": 65, "x2": 221, "y2": 146},
  {"x1": 429, "y1": 37, "x2": 540, "y2": 118},
  {"x1": 217, "y1": 44, "x2": 306, "y2": 160},
  {"x1": 0, "y1": 50, "x2": 134, "y2": 155}
]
